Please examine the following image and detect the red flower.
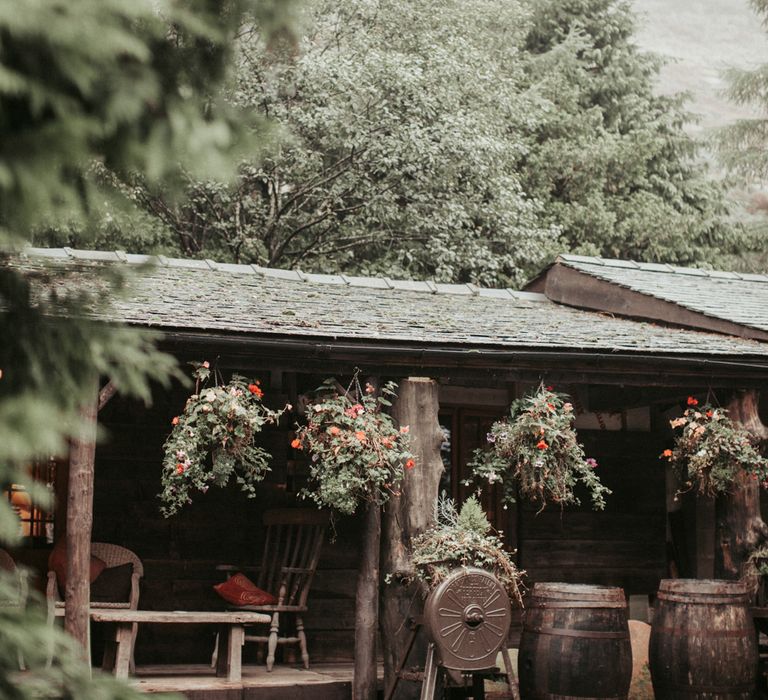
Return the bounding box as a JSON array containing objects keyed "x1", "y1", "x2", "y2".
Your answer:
[
  {"x1": 546, "y1": 402, "x2": 555, "y2": 412},
  {"x1": 176, "y1": 463, "x2": 185, "y2": 474},
  {"x1": 171, "y1": 416, "x2": 179, "y2": 426},
  {"x1": 706, "y1": 410, "x2": 713, "y2": 418},
  {"x1": 546, "y1": 385, "x2": 554, "y2": 391},
  {"x1": 536, "y1": 440, "x2": 548, "y2": 450},
  {"x1": 405, "y1": 458, "x2": 416, "y2": 470},
  {"x1": 248, "y1": 383, "x2": 264, "y2": 399},
  {"x1": 291, "y1": 438, "x2": 302, "y2": 449},
  {"x1": 687, "y1": 396, "x2": 698, "y2": 406}
]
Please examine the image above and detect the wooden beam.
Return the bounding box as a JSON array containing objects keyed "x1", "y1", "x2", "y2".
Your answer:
[
  {"x1": 354, "y1": 375, "x2": 381, "y2": 700},
  {"x1": 714, "y1": 390, "x2": 768, "y2": 587},
  {"x1": 98, "y1": 380, "x2": 117, "y2": 412},
  {"x1": 65, "y1": 375, "x2": 98, "y2": 659},
  {"x1": 382, "y1": 378, "x2": 445, "y2": 700}
]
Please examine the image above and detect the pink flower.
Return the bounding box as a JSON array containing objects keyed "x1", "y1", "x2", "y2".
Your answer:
[
  {"x1": 400, "y1": 426, "x2": 409, "y2": 435},
  {"x1": 202, "y1": 361, "x2": 210, "y2": 369}
]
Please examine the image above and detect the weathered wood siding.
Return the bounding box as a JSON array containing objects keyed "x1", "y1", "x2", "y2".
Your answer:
[{"x1": 518, "y1": 431, "x2": 667, "y2": 595}]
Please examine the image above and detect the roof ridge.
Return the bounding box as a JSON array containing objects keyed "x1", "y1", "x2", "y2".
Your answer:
[
  {"x1": 21, "y1": 246, "x2": 550, "y2": 302},
  {"x1": 557, "y1": 253, "x2": 768, "y2": 282}
]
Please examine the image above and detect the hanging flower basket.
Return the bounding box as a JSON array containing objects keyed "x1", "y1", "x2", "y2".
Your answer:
[
  {"x1": 410, "y1": 495, "x2": 525, "y2": 606},
  {"x1": 292, "y1": 377, "x2": 413, "y2": 515},
  {"x1": 159, "y1": 362, "x2": 287, "y2": 516},
  {"x1": 661, "y1": 396, "x2": 768, "y2": 498},
  {"x1": 469, "y1": 384, "x2": 610, "y2": 511}
]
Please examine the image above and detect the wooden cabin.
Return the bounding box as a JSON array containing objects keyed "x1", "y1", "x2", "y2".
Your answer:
[{"x1": 8, "y1": 248, "x2": 768, "y2": 697}]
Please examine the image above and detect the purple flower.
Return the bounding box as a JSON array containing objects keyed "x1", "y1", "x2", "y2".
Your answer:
[
  {"x1": 486, "y1": 432, "x2": 496, "y2": 444},
  {"x1": 586, "y1": 458, "x2": 598, "y2": 469}
]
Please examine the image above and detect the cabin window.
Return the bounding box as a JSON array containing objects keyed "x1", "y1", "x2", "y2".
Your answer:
[{"x1": 4, "y1": 457, "x2": 57, "y2": 545}]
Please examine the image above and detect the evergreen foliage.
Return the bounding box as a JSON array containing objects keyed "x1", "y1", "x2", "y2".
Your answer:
[
  {"x1": 0, "y1": 0, "x2": 297, "y2": 695},
  {"x1": 519, "y1": 0, "x2": 736, "y2": 265},
  {"x1": 716, "y1": 0, "x2": 768, "y2": 182}
]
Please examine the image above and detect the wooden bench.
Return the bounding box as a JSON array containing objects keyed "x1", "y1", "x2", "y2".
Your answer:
[{"x1": 90, "y1": 609, "x2": 271, "y2": 682}]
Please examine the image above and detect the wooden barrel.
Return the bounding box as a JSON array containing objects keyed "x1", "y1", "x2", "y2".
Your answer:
[
  {"x1": 649, "y1": 579, "x2": 757, "y2": 699},
  {"x1": 518, "y1": 583, "x2": 632, "y2": 700}
]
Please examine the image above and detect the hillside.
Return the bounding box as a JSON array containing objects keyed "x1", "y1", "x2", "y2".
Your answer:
[{"x1": 632, "y1": 0, "x2": 765, "y2": 133}]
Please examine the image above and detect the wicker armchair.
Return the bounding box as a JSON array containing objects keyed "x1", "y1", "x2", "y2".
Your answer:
[
  {"x1": 1, "y1": 548, "x2": 29, "y2": 668},
  {"x1": 47, "y1": 543, "x2": 143, "y2": 670},
  {"x1": 0, "y1": 548, "x2": 28, "y2": 608}
]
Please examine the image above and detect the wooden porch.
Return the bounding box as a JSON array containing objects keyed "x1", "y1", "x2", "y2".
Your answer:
[{"x1": 125, "y1": 662, "x2": 382, "y2": 699}]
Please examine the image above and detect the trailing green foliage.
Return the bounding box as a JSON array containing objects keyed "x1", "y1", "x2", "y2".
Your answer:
[
  {"x1": 662, "y1": 397, "x2": 768, "y2": 498},
  {"x1": 160, "y1": 362, "x2": 287, "y2": 516},
  {"x1": 410, "y1": 495, "x2": 525, "y2": 605},
  {"x1": 469, "y1": 385, "x2": 610, "y2": 511},
  {"x1": 293, "y1": 378, "x2": 412, "y2": 515}
]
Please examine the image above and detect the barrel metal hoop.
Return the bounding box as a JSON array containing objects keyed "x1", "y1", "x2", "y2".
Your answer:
[
  {"x1": 651, "y1": 625, "x2": 751, "y2": 639},
  {"x1": 528, "y1": 626, "x2": 629, "y2": 640},
  {"x1": 657, "y1": 591, "x2": 749, "y2": 605},
  {"x1": 653, "y1": 682, "x2": 754, "y2": 693},
  {"x1": 530, "y1": 601, "x2": 627, "y2": 609},
  {"x1": 525, "y1": 694, "x2": 627, "y2": 700}
]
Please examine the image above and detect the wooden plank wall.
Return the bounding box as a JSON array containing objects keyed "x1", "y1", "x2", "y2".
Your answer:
[{"x1": 518, "y1": 431, "x2": 667, "y2": 595}]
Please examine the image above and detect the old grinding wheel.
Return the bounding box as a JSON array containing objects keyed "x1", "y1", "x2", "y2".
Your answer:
[{"x1": 424, "y1": 567, "x2": 512, "y2": 671}]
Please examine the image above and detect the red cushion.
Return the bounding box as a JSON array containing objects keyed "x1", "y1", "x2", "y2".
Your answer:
[
  {"x1": 213, "y1": 572, "x2": 277, "y2": 607},
  {"x1": 49, "y1": 541, "x2": 106, "y2": 592}
]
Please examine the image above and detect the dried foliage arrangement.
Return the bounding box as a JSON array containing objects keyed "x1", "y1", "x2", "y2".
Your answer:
[
  {"x1": 292, "y1": 377, "x2": 413, "y2": 515},
  {"x1": 661, "y1": 397, "x2": 768, "y2": 498},
  {"x1": 410, "y1": 495, "x2": 525, "y2": 606},
  {"x1": 469, "y1": 385, "x2": 610, "y2": 511},
  {"x1": 160, "y1": 362, "x2": 287, "y2": 516}
]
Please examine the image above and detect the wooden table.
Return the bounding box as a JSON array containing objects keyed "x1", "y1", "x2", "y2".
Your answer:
[{"x1": 90, "y1": 609, "x2": 271, "y2": 682}]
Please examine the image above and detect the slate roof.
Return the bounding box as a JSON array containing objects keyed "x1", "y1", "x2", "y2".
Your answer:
[
  {"x1": 10, "y1": 247, "x2": 768, "y2": 359},
  {"x1": 552, "y1": 254, "x2": 768, "y2": 335}
]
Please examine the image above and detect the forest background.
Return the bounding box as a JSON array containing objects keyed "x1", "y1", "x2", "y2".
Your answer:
[{"x1": 36, "y1": 0, "x2": 768, "y2": 288}]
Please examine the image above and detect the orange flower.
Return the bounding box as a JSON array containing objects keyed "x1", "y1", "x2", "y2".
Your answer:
[
  {"x1": 355, "y1": 430, "x2": 367, "y2": 442},
  {"x1": 176, "y1": 463, "x2": 185, "y2": 474},
  {"x1": 382, "y1": 437, "x2": 393, "y2": 448},
  {"x1": 536, "y1": 440, "x2": 548, "y2": 450},
  {"x1": 661, "y1": 449, "x2": 673, "y2": 459},
  {"x1": 291, "y1": 438, "x2": 302, "y2": 449},
  {"x1": 405, "y1": 458, "x2": 416, "y2": 470},
  {"x1": 687, "y1": 396, "x2": 698, "y2": 406},
  {"x1": 248, "y1": 383, "x2": 264, "y2": 399},
  {"x1": 706, "y1": 410, "x2": 713, "y2": 418},
  {"x1": 171, "y1": 416, "x2": 179, "y2": 426},
  {"x1": 329, "y1": 426, "x2": 341, "y2": 436}
]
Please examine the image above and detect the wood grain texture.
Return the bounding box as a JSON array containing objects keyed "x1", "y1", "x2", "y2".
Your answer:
[
  {"x1": 381, "y1": 378, "x2": 444, "y2": 700},
  {"x1": 65, "y1": 375, "x2": 99, "y2": 658}
]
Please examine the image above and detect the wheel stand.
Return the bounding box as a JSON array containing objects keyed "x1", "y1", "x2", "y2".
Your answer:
[{"x1": 385, "y1": 617, "x2": 520, "y2": 700}]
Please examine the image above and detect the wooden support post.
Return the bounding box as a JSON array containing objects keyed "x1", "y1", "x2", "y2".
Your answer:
[
  {"x1": 382, "y1": 378, "x2": 444, "y2": 700},
  {"x1": 354, "y1": 501, "x2": 382, "y2": 700},
  {"x1": 65, "y1": 376, "x2": 99, "y2": 659},
  {"x1": 715, "y1": 390, "x2": 768, "y2": 589}
]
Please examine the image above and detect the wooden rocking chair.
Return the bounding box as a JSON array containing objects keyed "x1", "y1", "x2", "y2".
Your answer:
[{"x1": 216, "y1": 508, "x2": 327, "y2": 671}]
